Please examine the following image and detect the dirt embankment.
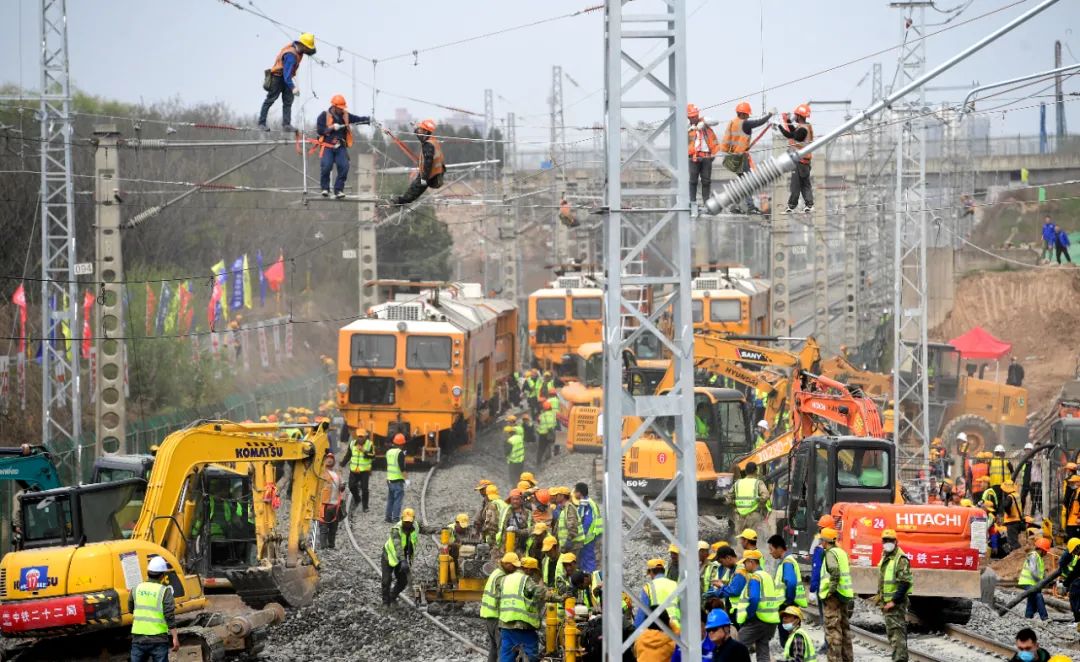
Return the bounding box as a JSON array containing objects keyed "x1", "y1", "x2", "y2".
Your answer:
[{"x1": 932, "y1": 268, "x2": 1080, "y2": 411}]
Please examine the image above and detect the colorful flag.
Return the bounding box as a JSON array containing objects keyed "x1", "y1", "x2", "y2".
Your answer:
[
  {"x1": 243, "y1": 255, "x2": 253, "y2": 310},
  {"x1": 208, "y1": 278, "x2": 223, "y2": 330},
  {"x1": 211, "y1": 260, "x2": 228, "y2": 322},
  {"x1": 257, "y1": 250, "x2": 267, "y2": 306},
  {"x1": 60, "y1": 293, "x2": 72, "y2": 363},
  {"x1": 176, "y1": 281, "x2": 193, "y2": 334},
  {"x1": 165, "y1": 282, "x2": 181, "y2": 334},
  {"x1": 81, "y1": 291, "x2": 94, "y2": 359},
  {"x1": 230, "y1": 257, "x2": 245, "y2": 311},
  {"x1": 155, "y1": 282, "x2": 172, "y2": 335},
  {"x1": 145, "y1": 283, "x2": 157, "y2": 336},
  {"x1": 11, "y1": 284, "x2": 27, "y2": 354},
  {"x1": 264, "y1": 254, "x2": 286, "y2": 293}
]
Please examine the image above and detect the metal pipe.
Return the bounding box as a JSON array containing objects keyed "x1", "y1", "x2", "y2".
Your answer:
[
  {"x1": 704, "y1": 0, "x2": 1063, "y2": 214},
  {"x1": 961, "y1": 63, "x2": 1080, "y2": 117}
]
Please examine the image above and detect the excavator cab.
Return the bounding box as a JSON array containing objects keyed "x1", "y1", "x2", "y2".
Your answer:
[
  {"x1": 786, "y1": 436, "x2": 895, "y2": 552},
  {"x1": 18, "y1": 478, "x2": 148, "y2": 550},
  {"x1": 187, "y1": 468, "x2": 258, "y2": 585}
]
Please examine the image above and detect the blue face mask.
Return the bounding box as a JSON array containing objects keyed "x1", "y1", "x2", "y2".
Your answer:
[{"x1": 1017, "y1": 650, "x2": 1036, "y2": 662}]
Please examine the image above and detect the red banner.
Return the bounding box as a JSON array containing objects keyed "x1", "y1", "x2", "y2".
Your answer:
[
  {"x1": 264, "y1": 255, "x2": 285, "y2": 293},
  {"x1": 81, "y1": 291, "x2": 94, "y2": 359},
  {"x1": 11, "y1": 284, "x2": 26, "y2": 354},
  {"x1": 0, "y1": 596, "x2": 85, "y2": 633},
  {"x1": 207, "y1": 280, "x2": 222, "y2": 330},
  {"x1": 144, "y1": 283, "x2": 156, "y2": 336}
]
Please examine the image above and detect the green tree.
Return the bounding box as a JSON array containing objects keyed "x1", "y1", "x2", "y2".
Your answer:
[{"x1": 375, "y1": 177, "x2": 452, "y2": 280}]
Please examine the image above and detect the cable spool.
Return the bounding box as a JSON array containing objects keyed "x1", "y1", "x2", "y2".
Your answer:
[{"x1": 704, "y1": 151, "x2": 798, "y2": 214}]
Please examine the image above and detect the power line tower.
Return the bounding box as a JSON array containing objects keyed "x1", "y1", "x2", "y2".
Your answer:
[
  {"x1": 483, "y1": 88, "x2": 496, "y2": 198},
  {"x1": 890, "y1": 1, "x2": 932, "y2": 497},
  {"x1": 38, "y1": 0, "x2": 82, "y2": 475},
  {"x1": 602, "y1": 0, "x2": 701, "y2": 659},
  {"x1": 549, "y1": 65, "x2": 568, "y2": 264}
]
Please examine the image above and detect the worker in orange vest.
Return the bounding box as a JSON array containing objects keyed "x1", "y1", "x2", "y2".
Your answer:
[
  {"x1": 777, "y1": 103, "x2": 815, "y2": 214},
  {"x1": 687, "y1": 103, "x2": 720, "y2": 210},
  {"x1": 315, "y1": 95, "x2": 371, "y2": 199},
  {"x1": 393, "y1": 119, "x2": 446, "y2": 205},
  {"x1": 719, "y1": 101, "x2": 773, "y2": 214},
  {"x1": 258, "y1": 33, "x2": 316, "y2": 132}
]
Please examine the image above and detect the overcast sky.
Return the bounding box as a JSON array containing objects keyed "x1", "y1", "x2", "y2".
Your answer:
[{"x1": 1, "y1": 0, "x2": 1077, "y2": 147}]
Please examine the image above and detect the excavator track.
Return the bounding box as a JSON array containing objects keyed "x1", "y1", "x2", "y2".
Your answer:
[{"x1": 226, "y1": 562, "x2": 319, "y2": 609}]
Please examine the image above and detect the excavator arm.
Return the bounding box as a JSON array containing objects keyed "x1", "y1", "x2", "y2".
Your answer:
[{"x1": 819, "y1": 354, "x2": 892, "y2": 398}]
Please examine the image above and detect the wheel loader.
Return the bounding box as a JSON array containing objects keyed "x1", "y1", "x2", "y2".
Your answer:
[{"x1": 0, "y1": 421, "x2": 330, "y2": 660}]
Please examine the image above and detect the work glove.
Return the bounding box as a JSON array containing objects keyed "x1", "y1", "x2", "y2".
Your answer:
[
  {"x1": 292, "y1": 86, "x2": 300, "y2": 96},
  {"x1": 404, "y1": 479, "x2": 411, "y2": 488},
  {"x1": 332, "y1": 123, "x2": 344, "y2": 131},
  {"x1": 695, "y1": 121, "x2": 705, "y2": 130},
  {"x1": 419, "y1": 179, "x2": 427, "y2": 186}
]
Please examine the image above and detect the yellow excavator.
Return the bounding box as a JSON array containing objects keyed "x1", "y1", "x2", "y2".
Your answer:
[
  {"x1": 819, "y1": 350, "x2": 892, "y2": 398},
  {"x1": 0, "y1": 421, "x2": 329, "y2": 660}
]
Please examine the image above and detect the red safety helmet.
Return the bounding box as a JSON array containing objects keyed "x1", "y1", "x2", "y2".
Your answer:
[
  {"x1": 687, "y1": 103, "x2": 700, "y2": 118},
  {"x1": 418, "y1": 118, "x2": 437, "y2": 133},
  {"x1": 542, "y1": 400, "x2": 552, "y2": 411},
  {"x1": 735, "y1": 101, "x2": 752, "y2": 115},
  {"x1": 330, "y1": 94, "x2": 347, "y2": 108},
  {"x1": 794, "y1": 103, "x2": 810, "y2": 118},
  {"x1": 392, "y1": 432, "x2": 406, "y2": 446}
]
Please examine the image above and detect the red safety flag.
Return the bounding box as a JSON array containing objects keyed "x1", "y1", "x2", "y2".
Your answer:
[
  {"x1": 207, "y1": 279, "x2": 223, "y2": 329},
  {"x1": 11, "y1": 284, "x2": 27, "y2": 354},
  {"x1": 264, "y1": 254, "x2": 286, "y2": 293},
  {"x1": 81, "y1": 291, "x2": 94, "y2": 359},
  {"x1": 145, "y1": 283, "x2": 156, "y2": 336}
]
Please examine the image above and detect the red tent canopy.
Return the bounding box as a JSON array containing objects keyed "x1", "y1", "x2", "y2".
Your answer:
[{"x1": 947, "y1": 326, "x2": 1012, "y2": 360}]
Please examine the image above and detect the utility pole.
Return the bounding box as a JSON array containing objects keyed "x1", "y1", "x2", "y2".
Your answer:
[
  {"x1": 550, "y1": 66, "x2": 567, "y2": 265},
  {"x1": 603, "y1": 1, "x2": 701, "y2": 659},
  {"x1": 483, "y1": 88, "x2": 496, "y2": 199},
  {"x1": 38, "y1": 0, "x2": 82, "y2": 475},
  {"x1": 92, "y1": 125, "x2": 125, "y2": 459},
  {"x1": 891, "y1": 0, "x2": 932, "y2": 499},
  {"x1": 1055, "y1": 40, "x2": 1068, "y2": 141},
  {"x1": 500, "y1": 113, "x2": 519, "y2": 306},
  {"x1": 356, "y1": 152, "x2": 379, "y2": 313}
]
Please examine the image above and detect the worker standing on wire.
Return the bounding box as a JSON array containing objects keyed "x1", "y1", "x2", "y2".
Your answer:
[
  {"x1": 720, "y1": 101, "x2": 773, "y2": 214},
  {"x1": 393, "y1": 119, "x2": 445, "y2": 205},
  {"x1": 315, "y1": 95, "x2": 371, "y2": 199},
  {"x1": 258, "y1": 33, "x2": 316, "y2": 132},
  {"x1": 687, "y1": 103, "x2": 720, "y2": 211},
  {"x1": 777, "y1": 104, "x2": 814, "y2": 214}
]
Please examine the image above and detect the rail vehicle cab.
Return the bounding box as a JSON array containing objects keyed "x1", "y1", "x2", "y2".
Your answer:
[
  {"x1": 690, "y1": 266, "x2": 769, "y2": 336},
  {"x1": 623, "y1": 387, "x2": 753, "y2": 500},
  {"x1": 528, "y1": 286, "x2": 603, "y2": 379}
]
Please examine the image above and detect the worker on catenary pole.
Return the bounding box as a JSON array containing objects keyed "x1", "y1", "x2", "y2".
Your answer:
[
  {"x1": 777, "y1": 104, "x2": 814, "y2": 214},
  {"x1": 876, "y1": 529, "x2": 912, "y2": 662},
  {"x1": 258, "y1": 33, "x2": 316, "y2": 132},
  {"x1": 129, "y1": 555, "x2": 180, "y2": 662},
  {"x1": 687, "y1": 103, "x2": 720, "y2": 211},
  {"x1": 393, "y1": 119, "x2": 446, "y2": 205},
  {"x1": 315, "y1": 95, "x2": 371, "y2": 199},
  {"x1": 720, "y1": 101, "x2": 773, "y2": 214}
]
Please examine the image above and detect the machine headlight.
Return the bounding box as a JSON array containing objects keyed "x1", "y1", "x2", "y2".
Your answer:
[
  {"x1": 452, "y1": 386, "x2": 463, "y2": 397},
  {"x1": 337, "y1": 382, "x2": 347, "y2": 394}
]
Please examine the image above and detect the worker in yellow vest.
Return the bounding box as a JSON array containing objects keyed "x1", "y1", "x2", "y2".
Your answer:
[
  {"x1": 818, "y1": 527, "x2": 854, "y2": 662},
  {"x1": 1019, "y1": 538, "x2": 1051, "y2": 621},
  {"x1": 779, "y1": 606, "x2": 816, "y2": 662},
  {"x1": 129, "y1": 555, "x2": 179, "y2": 661},
  {"x1": 498, "y1": 555, "x2": 549, "y2": 662},
  {"x1": 768, "y1": 534, "x2": 808, "y2": 649},
  {"x1": 505, "y1": 425, "x2": 525, "y2": 489},
  {"x1": 341, "y1": 430, "x2": 376, "y2": 515},
  {"x1": 876, "y1": 529, "x2": 912, "y2": 662},
  {"x1": 732, "y1": 462, "x2": 771, "y2": 547},
  {"x1": 988, "y1": 444, "x2": 1014, "y2": 493},
  {"x1": 635, "y1": 558, "x2": 681, "y2": 633},
  {"x1": 481, "y1": 552, "x2": 520, "y2": 662},
  {"x1": 736, "y1": 549, "x2": 781, "y2": 658}
]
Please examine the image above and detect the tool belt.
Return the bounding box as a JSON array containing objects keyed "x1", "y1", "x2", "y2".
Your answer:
[{"x1": 722, "y1": 152, "x2": 748, "y2": 173}]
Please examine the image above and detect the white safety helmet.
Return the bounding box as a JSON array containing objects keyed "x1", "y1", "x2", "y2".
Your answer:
[
  {"x1": 756, "y1": 420, "x2": 769, "y2": 430},
  {"x1": 993, "y1": 444, "x2": 1006, "y2": 453},
  {"x1": 147, "y1": 555, "x2": 170, "y2": 574},
  {"x1": 956, "y1": 432, "x2": 968, "y2": 442},
  {"x1": 1024, "y1": 442, "x2": 1034, "y2": 450}
]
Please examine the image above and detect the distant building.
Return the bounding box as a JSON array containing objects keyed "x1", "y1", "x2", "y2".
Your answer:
[
  {"x1": 382, "y1": 108, "x2": 415, "y2": 131},
  {"x1": 442, "y1": 111, "x2": 484, "y2": 133}
]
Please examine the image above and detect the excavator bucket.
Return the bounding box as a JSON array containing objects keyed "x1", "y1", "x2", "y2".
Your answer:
[{"x1": 226, "y1": 562, "x2": 319, "y2": 609}]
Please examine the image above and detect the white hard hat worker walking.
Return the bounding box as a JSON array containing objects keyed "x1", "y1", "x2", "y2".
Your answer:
[{"x1": 129, "y1": 555, "x2": 179, "y2": 659}]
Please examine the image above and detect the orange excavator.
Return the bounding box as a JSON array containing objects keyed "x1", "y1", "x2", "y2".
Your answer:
[{"x1": 819, "y1": 349, "x2": 892, "y2": 398}]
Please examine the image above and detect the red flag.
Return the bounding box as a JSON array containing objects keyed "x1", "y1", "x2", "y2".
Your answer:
[
  {"x1": 207, "y1": 280, "x2": 223, "y2": 329},
  {"x1": 177, "y1": 282, "x2": 194, "y2": 333},
  {"x1": 11, "y1": 284, "x2": 27, "y2": 354},
  {"x1": 264, "y1": 255, "x2": 286, "y2": 293},
  {"x1": 145, "y1": 283, "x2": 157, "y2": 336},
  {"x1": 81, "y1": 291, "x2": 94, "y2": 359}
]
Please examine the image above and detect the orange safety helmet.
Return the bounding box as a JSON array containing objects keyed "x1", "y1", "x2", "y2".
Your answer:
[
  {"x1": 535, "y1": 488, "x2": 551, "y2": 505},
  {"x1": 392, "y1": 432, "x2": 406, "y2": 446},
  {"x1": 794, "y1": 103, "x2": 811, "y2": 118},
  {"x1": 687, "y1": 103, "x2": 700, "y2": 118},
  {"x1": 509, "y1": 488, "x2": 523, "y2": 498},
  {"x1": 542, "y1": 400, "x2": 552, "y2": 411},
  {"x1": 817, "y1": 514, "x2": 835, "y2": 529},
  {"x1": 418, "y1": 118, "x2": 437, "y2": 134},
  {"x1": 330, "y1": 94, "x2": 347, "y2": 108},
  {"x1": 1035, "y1": 537, "x2": 1051, "y2": 552},
  {"x1": 735, "y1": 101, "x2": 752, "y2": 115}
]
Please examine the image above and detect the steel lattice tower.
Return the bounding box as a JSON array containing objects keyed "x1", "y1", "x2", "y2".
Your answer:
[
  {"x1": 39, "y1": 0, "x2": 82, "y2": 474},
  {"x1": 602, "y1": 1, "x2": 701, "y2": 659}
]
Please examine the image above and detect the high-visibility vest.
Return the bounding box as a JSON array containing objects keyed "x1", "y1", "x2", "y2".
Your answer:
[
  {"x1": 270, "y1": 43, "x2": 302, "y2": 77},
  {"x1": 695, "y1": 416, "x2": 709, "y2": 438},
  {"x1": 783, "y1": 626, "x2": 818, "y2": 662},
  {"x1": 506, "y1": 433, "x2": 525, "y2": 464},
  {"x1": 542, "y1": 555, "x2": 559, "y2": 586},
  {"x1": 776, "y1": 554, "x2": 808, "y2": 607},
  {"x1": 733, "y1": 477, "x2": 763, "y2": 516},
  {"x1": 988, "y1": 457, "x2": 1009, "y2": 487},
  {"x1": 420, "y1": 137, "x2": 446, "y2": 178},
  {"x1": 556, "y1": 503, "x2": 584, "y2": 547},
  {"x1": 970, "y1": 462, "x2": 989, "y2": 483},
  {"x1": 540, "y1": 379, "x2": 556, "y2": 398},
  {"x1": 580, "y1": 498, "x2": 604, "y2": 544},
  {"x1": 130, "y1": 581, "x2": 170, "y2": 636},
  {"x1": 788, "y1": 121, "x2": 814, "y2": 163},
  {"x1": 386, "y1": 448, "x2": 405, "y2": 481},
  {"x1": 208, "y1": 497, "x2": 241, "y2": 537},
  {"x1": 480, "y1": 568, "x2": 507, "y2": 619},
  {"x1": 818, "y1": 546, "x2": 854, "y2": 600},
  {"x1": 1064, "y1": 553, "x2": 1079, "y2": 577},
  {"x1": 537, "y1": 409, "x2": 557, "y2": 435},
  {"x1": 524, "y1": 378, "x2": 539, "y2": 397},
  {"x1": 720, "y1": 118, "x2": 750, "y2": 154},
  {"x1": 736, "y1": 570, "x2": 781, "y2": 624},
  {"x1": 1018, "y1": 551, "x2": 1045, "y2": 587},
  {"x1": 645, "y1": 576, "x2": 681, "y2": 630},
  {"x1": 384, "y1": 524, "x2": 418, "y2": 567},
  {"x1": 879, "y1": 548, "x2": 913, "y2": 602},
  {"x1": 350, "y1": 438, "x2": 374, "y2": 473},
  {"x1": 980, "y1": 488, "x2": 999, "y2": 510},
  {"x1": 1002, "y1": 494, "x2": 1022, "y2": 524},
  {"x1": 499, "y1": 572, "x2": 540, "y2": 628},
  {"x1": 700, "y1": 561, "x2": 721, "y2": 594},
  {"x1": 323, "y1": 107, "x2": 354, "y2": 148},
  {"x1": 687, "y1": 123, "x2": 720, "y2": 158}
]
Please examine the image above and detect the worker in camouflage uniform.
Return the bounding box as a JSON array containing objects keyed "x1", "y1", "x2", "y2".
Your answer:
[
  {"x1": 481, "y1": 484, "x2": 509, "y2": 551},
  {"x1": 876, "y1": 529, "x2": 913, "y2": 662}
]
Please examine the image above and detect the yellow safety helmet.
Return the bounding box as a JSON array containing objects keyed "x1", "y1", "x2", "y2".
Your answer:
[
  {"x1": 485, "y1": 484, "x2": 500, "y2": 499},
  {"x1": 298, "y1": 33, "x2": 316, "y2": 51},
  {"x1": 500, "y1": 552, "x2": 521, "y2": 567},
  {"x1": 646, "y1": 558, "x2": 666, "y2": 571},
  {"x1": 517, "y1": 481, "x2": 532, "y2": 491},
  {"x1": 881, "y1": 529, "x2": 897, "y2": 540},
  {"x1": 1068, "y1": 538, "x2": 1080, "y2": 554},
  {"x1": 531, "y1": 522, "x2": 550, "y2": 535},
  {"x1": 559, "y1": 552, "x2": 577, "y2": 564},
  {"x1": 711, "y1": 541, "x2": 730, "y2": 552},
  {"x1": 781, "y1": 605, "x2": 803, "y2": 620},
  {"x1": 960, "y1": 498, "x2": 974, "y2": 507},
  {"x1": 455, "y1": 513, "x2": 470, "y2": 527},
  {"x1": 542, "y1": 535, "x2": 558, "y2": 552},
  {"x1": 741, "y1": 549, "x2": 764, "y2": 562},
  {"x1": 401, "y1": 508, "x2": 415, "y2": 523},
  {"x1": 519, "y1": 471, "x2": 537, "y2": 485},
  {"x1": 475, "y1": 479, "x2": 493, "y2": 492},
  {"x1": 739, "y1": 529, "x2": 758, "y2": 541},
  {"x1": 820, "y1": 527, "x2": 838, "y2": 541},
  {"x1": 503, "y1": 426, "x2": 515, "y2": 434},
  {"x1": 1047, "y1": 656, "x2": 1072, "y2": 662},
  {"x1": 668, "y1": 543, "x2": 680, "y2": 554},
  {"x1": 506, "y1": 414, "x2": 518, "y2": 423},
  {"x1": 521, "y1": 557, "x2": 539, "y2": 570}
]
